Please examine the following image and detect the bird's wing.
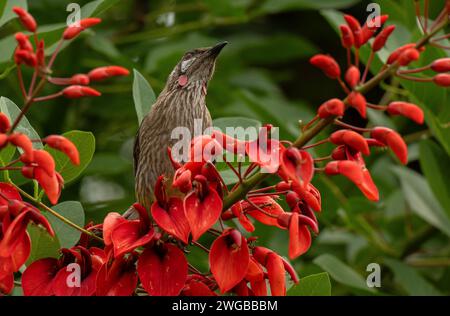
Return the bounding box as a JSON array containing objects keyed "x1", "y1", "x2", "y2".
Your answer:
[{"x1": 133, "y1": 126, "x2": 141, "y2": 176}]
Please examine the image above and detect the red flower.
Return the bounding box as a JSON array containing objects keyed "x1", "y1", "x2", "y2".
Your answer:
[
  {"x1": 372, "y1": 25, "x2": 396, "y2": 52},
  {"x1": 151, "y1": 176, "x2": 190, "y2": 244},
  {"x1": 345, "y1": 66, "x2": 360, "y2": 88},
  {"x1": 387, "y1": 43, "x2": 416, "y2": 64},
  {"x1": 88, "y1": 66, "x2": 130, "y2": 81},
  {"x1": 108, "y1": 203, "x2": 155, "y2": 258},
  {"x1": 370, "y1": 127, "x2": 408, "y2": 164},
  {"x1": 279, "y1": 148, "x2": 314, "y2": 187},
  {"x1": 330, "y1": 130, "x2": 370, "y2": 155},
  {"x1": 184, "y1": 175, "x2": 222, "y2": 241},
  {"x1": 318, "y1": 98, "x2": 345, "y2": 118},
  {"x1": 433, "y1": 73, "x2": 450, "y2": 87},
  {"x1": 137, "y1": 243, "x2": 187, "y2": 296},
  {"x1": 339, "y1": 24, "x2": 354, "y2": 48},
  {"x1": 69, "y1": 74, "x2": 90, "y2": 85},
  {"x1": 344, "y1": 15, "x2": 362, "y2": 47},
  {"x1": 8, "y1": 133, "x2": 34, "y2": 162},
  {"x1": 209, "y1": 229, "x2": 250, "y2": 293},
  {"x1": 0, "y1": 113, "x2": 10, "y2": 134},
  {"x1": 347, "y1": 92, "x2": 367, "y2": 118},
  {"x1": 96, "y1": 253, "x2": 138, "y2": 296},
  {"x1": 387, "y1": 101, "x2": 424, "y2": 124},
  {"x1": 182, "y1": 275, "x2": 217, "y2": 296},
  {"x1": 310, "y1": 54, "x2": 341, "y2": 79},
  {"x1": 22, "y1": 246, "x2": 100, "y2": 296},
  {"x1": 431, "y1": 58, "x2": 450, "y2": 72},
  {"x1": 398, "y1": 48, "x2": 420, "y2": 66},
  {"x1": 43, "y1": 135, "x2": 80, "y2": 165},
  {"x1": 63, "y1": 18, "x2": 101, "y2": 40},
  {"x1": 15, "y1": 32, "x2": 33, "y2": 51},
  {"x1": 62, "y1": 85, "x2": 101, "y2": 98},
  {"x1": 241, "y1": 196, "x2": 285, "y2": 228},
  {"x1": 13, "y1": 7, "x2": 37, "y2": 32}
]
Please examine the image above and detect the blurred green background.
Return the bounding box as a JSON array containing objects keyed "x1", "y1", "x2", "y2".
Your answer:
[{"x1": 1, "y1": 0, "x2": 450, "y2": 296}]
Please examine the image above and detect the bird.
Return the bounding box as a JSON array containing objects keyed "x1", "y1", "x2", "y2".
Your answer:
[{"x1": 123, "y1": 42, "x2": 228, "y2": 219}]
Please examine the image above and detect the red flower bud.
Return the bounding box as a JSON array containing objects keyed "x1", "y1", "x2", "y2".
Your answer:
[
  {"x1": 361, "y1": 14, "x2": 389, "y2": 44},
  {"x1": 339, "y1": 24, "x2": 354, "y2": 48},
  {"x1": 43, "y1": 135, "x2": 80, "y2": 165},
  {"x1": 330, "y1": 130, "x2": 370, "y2": 155},
  {"x1": 309, "y1": 54, "x2": 341, "y2": 79},
  {"x1": 15, "y1": 32, "x2": 33, "y2": 51},
  {"x1": 430, "y1": 58, "x2": 450, "y2": 73},
  {"x1": 397, "y1": 48, "x2": 420, "y2": 66},
  {"x1": 371, "y1": 127, "x2": 408, "y2": 164},
  {"x1": 372, "y1": 25, "x2": 396, "y2": 52},
  {"x1": 8, "y1": 133, "x2": 34, "y2": 162},
  {"x1": 347, "y1": 92, "x2": 366, "y2": 118},
  {"x1": 433, "y1": 74, "x2": 450, "y2": 87},
  {"x1": 36, "y1": 40, "x2": 45, "y2": 66},
  {"x1": 14, "y1": 49, "x2": 37, "y2": 67},
  {"x1": 62, "y1": 85, "x2": 101, "y2": 99},
  {"x1": 317, "y1": 98, "x2": 345, "y2": 118},
  {"x1": 88, "y1": 66, "x2": 130, "y2": 81},
  {"x1": 0, "y1": 113, "x2": 11, "y2": 133},
  {"x1": 13, "y1": 7, "x2": 37, "y2": 32},
  {"x1": 344, "y1": 15, "x2": 362, "y2": 48},
  {"x1": 345, "y1": 66, "x2": 360, "y2": 88},
  {"x1": 32, "y1": 150, "x2": 56, "y2": 177},
  {"x1": 34, "y1": 167, "x2": 61, "y2": 205},
  {"x1": 387, "y1": 101, "x2": 424, "y2": 124},
  {"x1": 69, "y1": 74, "x2": 90, "y2": 85},
  {"x1": 386, "y1": 43, "x2": 416, "y2": 64},
  {"x1": 63, "y1": 18, "x2": 102, "y2": 40}
]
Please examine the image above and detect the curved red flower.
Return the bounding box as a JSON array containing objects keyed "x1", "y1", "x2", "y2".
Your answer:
[
  {"x1": 137, "y1": 243, "x2": 187, "y2": 296},
  {"x1": 209, "y1": 229, "x2": 250, "y2": 293}
]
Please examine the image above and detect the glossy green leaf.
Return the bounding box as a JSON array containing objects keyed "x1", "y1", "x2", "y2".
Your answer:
[
  {"x1": 0, "y1": 0, "x2": 27, "y2": 28},
  {"x1": 132, "y1": 69, "x2": 156, "y2": 124},
  {"x1": 287, "y1": 272, "x2": 332, "y2": 296},
  {"x1": 45, "y1": 130, "x2": 95, "y2": 184},
  {"x1": 0, "y1": 96, "x2": 43, "y2": 149},
  {"x1": 48, "y1": 201, "x2": 85, "y2": 249},
  {"x1": 384, "y1": 258, "x2": 442, "y2": 296},
  {"x1": 393, "y1": 166, "x2": 450, "y2": 237},
  {"x1": 313, "y1": 254, "x2": 376, "y2": 293},
  {"x1": 419, "y1": 140, "x2": 450, "y2": 216},
  {"x1": 27, "y1": 224, "x2": 60, "y2": 264}
]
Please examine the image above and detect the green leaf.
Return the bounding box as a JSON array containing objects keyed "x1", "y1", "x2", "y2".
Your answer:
[
  {"x1": 419, "y1": 140, "x2": 450, "y2": 216},
  {"x1": 258, "y1": 0, "x2": 359, "y2": 14},
  {"x1": 132, "y1": 69, "x2": 156, "y2": 124},
  {"x1": 48, "y1": 201, "x2": 85, "y2": 249},
  {"x1": 384, "y1": 258, "x2": 442, "y2": 296},
  {"x1": 393, "y1": 166, "x2": 450, "y2": 237},
  {"x1": 313, "y1": 254, "x2": 376, "y2": 293},
  {"x1": 0, "y1": 96, "x2": 43, "y2": 148},
  {"x1": 287, "y1": 272, "x2": 332, "y2": 296},
  {"x1": 0, "y1": 0, "x2": 27, "y2": 28},
  {"x1": 27, "y1": 224, "x2": 60, "y2": 264},
  {"x1": 45, "y1": 130, "x2": 95, "y2": 184}
]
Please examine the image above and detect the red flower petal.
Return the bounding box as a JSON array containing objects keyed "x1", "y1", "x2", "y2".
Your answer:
[
  {"x1": 266, "y1": 253, "x2": 286, "y2": 296},
  {"x1": 102, "y1": 212, "x2": 127, "y2": 246},
  {"x1": 371, "y1": 127, "x2": 408, "y2": 164},
  {"x1": 0, "y1": 183, "x2": 22, "y2": 205},
  {"x1": 22, "y1": 258, "x2": 58, "y2": 296},
  {"x1": 110, "y1": 220, "x2": 155, "y2": 258},
  {"x1": 151, "y1": 197, "x2": 190, "y2": 244},
  {"x1": 209, "y1": 230, "x2": 250, "y2": 293},
  {"x1": 242, "y1": 196, "x2": 285, "y2": 228},
  {"x1": 137, "y1": 244, "x2": 187, "y2": 296},
  {"x1": 184, "y1": 188, "x2": 222, "y2": 241},
  {"x1": 95, "y1": 257, "x2": 138, "y2": 296},
  {"x1": 288, "y1": 213, "x2": 312, "y2": 259}
]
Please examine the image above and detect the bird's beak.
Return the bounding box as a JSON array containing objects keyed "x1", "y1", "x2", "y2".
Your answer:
[{"x1": 208, "y1": 41, "x2": 228, "y2": 57}]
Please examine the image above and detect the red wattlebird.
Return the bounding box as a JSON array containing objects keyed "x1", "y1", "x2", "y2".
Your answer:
[{"x1": 123, "y1": 42, "x2": 227, "y2": 219}]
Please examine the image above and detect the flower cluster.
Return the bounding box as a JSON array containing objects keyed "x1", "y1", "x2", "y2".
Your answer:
[
  {"x1": 1, "y1": 3, "x2": 449, "y2": 296},
  {"x1": 0, "y1": 7, "x2": 129, "y2": 295}
]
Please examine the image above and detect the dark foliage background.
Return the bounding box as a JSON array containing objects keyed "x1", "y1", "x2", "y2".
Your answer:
[{"x1": 1, "y1": 0, "x2": 449, "y2": 295}]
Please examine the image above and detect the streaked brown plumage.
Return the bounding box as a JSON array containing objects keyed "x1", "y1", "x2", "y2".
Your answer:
[{"x1": 124, "y1": 42, "x2": 227, "y2": 218}]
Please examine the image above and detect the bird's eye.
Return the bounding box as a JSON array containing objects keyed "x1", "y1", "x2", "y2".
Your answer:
[{"x1": 180, "y1": 57, "x2": 196, "y2": 73}]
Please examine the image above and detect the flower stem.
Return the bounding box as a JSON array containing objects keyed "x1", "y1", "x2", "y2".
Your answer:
[{"x1": 13, "y1": 184, "x2": 104, "y2": 242}]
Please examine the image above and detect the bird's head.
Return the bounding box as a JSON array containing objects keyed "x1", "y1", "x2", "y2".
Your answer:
[{"x1": 165, "y1": 41, "x2": 228, "y2": 90}]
